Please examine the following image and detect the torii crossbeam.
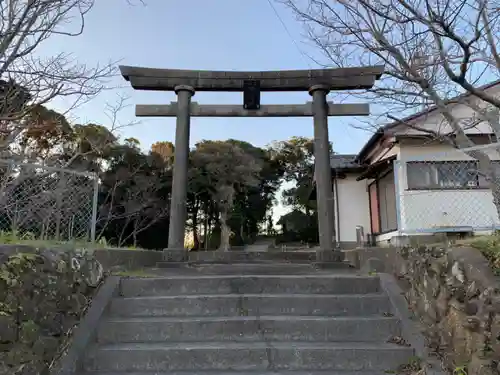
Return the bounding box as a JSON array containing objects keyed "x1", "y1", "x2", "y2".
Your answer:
[
  {"x1": 136, "y1": 102, "x2": 370, "y2": 117},
  {"x1": 120, "y1": 65, "x2": 384, "y2": 260}
]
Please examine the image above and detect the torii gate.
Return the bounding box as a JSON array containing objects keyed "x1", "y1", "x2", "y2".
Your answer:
[{"x1": 119, "y1": 66, "x2": 383, "y2": 260}]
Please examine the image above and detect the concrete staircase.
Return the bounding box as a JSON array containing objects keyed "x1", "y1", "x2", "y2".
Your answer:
[{"x1": 80, "y1": 263, "x2": 415, "y2": 374}]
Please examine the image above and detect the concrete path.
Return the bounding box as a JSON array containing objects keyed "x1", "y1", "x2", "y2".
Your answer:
[{"x1": 243, "y1": 238, "x2": 275, "y2": 252}]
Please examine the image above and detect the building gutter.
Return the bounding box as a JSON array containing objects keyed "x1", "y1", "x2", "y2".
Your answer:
[{"x1": 334, "y1": 175, "x2": 341, "y2": 243}]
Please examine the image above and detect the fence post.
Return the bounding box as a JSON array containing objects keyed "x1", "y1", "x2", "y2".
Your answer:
[
  {"x1": 393, "y1": 159, "x2": 403, "y2": 235},
  {"x1": 90, "y1": 173, "x2": 99, "y2": 243},
  {"x1": 54, "y1": 170, "x2": 66, "y2": 241}
]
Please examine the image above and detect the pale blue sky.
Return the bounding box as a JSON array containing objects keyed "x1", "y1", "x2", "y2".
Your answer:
[{"x1": 43, "y1": 0, "x2": 372, "y2": 154}]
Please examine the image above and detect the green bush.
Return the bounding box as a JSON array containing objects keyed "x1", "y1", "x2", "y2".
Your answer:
[{"x1": 471, "y1": 233, "x2": 500, "y2": 275}]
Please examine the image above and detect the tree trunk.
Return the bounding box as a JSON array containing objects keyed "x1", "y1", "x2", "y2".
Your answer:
[
  {"x1": 217, "y1": 186, "x2": 234, "y2": 251},
  {"x1": 240, "y1": 221, "x2": 245, "y2": 244},
  {"x1": 192, "y1": 204, "x2": 199, "y2": 250},
  {"x1": 219, "y1": 210, "x2": 231, "y2": 251},
  {"x1": 491, "y1": 181, "x2": 500, "y2": 223},
  {"x1": 208, "y1": 208, "x2": 218, "y2": 250},
  {"x1": 133, "y1": 217, "x2": 138, "y2": 247},
  {"x1": 203, "y1": 213, "x2": 209, "y2": 250},
  {"x1": 468, "y1": 149, "x2": 500, "y2": 221},
  {"x1": 118, "y1": 216, "x2": 132, "y2": 247}
]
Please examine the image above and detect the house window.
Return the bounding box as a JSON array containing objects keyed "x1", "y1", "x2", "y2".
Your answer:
[{"x1": 407, "y1": 161, "x2": 480, "y2": 190}]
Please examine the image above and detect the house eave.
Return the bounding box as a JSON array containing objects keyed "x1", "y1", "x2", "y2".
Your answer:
[
  {"x1": 355, "y1": 79, "x2": 500, "y2": 163},
  {"x1": 356, "y1": 155, "x2": 397, "y2": 181}
]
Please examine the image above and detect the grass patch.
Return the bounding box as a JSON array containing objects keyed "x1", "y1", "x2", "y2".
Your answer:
[
  {"x1": 413, "y1": 234, "x2": 500, "y2": 275},
  {"x1": 0, "y1": 230, "x2": 145, "y2": 252},
  {"x1": 468, "y1": 234, "x2": 500, "y2": 275}
]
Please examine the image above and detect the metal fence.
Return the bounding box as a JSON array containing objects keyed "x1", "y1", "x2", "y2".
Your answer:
[
  {"x1": 393, "y1": 142, "x2": 500, "y2": 235},
  {"x1": 0, "y1": 160, "x2": 98, "y2": 242}
]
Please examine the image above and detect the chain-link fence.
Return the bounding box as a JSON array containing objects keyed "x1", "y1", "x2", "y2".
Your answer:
[
  {"x1": 0, "y1": 160, "x2": 98, "y2": 242},
  {"x1": 394, "y1": 143, "x2": 500, "y2": 234}
]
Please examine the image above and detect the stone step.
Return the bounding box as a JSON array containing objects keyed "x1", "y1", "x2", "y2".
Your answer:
[
  {"x1": 156, "y1": 263, "x2": 330, "y2": 274},
  {"x1": 157, "y1": 261, "x2": 353, "y2": 268},
  {"x1": 119, "y1": 274, "x2": 380, "y2": 297},
  {"x1": 97, "y1": 316, "x2": 401, "y2": 344},
  {"x1": 79, "y1": 371, "x2": 393, "y2": 375},
  {"x1": 79, "y1": 371, "x2": 394, "y2": 375},
  {"x1": 187, "y1": 251, "x2": 319, "y2": 263},
  {"x1": 83, "y1": 342, "x2": 414, "y2": 372},
  {"x1": 108, "y1": 293, "x2": 392, "y2": 318}
]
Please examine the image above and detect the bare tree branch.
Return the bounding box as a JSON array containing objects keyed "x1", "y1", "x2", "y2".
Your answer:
[
  {"x1": 282, "y1": 0, "x2": 500, "y2": 214},
  {"x1": 0, "y1": 0, "x2": 143, "y2": 157}
]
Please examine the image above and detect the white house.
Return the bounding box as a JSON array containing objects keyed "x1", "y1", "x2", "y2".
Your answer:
[{"x1": 313, "y1": 80, "x2": 500, "y2": 247}]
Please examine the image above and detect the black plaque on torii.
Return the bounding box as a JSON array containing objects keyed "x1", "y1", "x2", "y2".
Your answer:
[{"x1": 243, "y1": 80, "x2": 261, "y2": 110}]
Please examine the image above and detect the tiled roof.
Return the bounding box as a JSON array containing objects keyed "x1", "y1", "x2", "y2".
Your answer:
[{"x1": 329, "y1": 154, "x2": 362, "y2": 169}]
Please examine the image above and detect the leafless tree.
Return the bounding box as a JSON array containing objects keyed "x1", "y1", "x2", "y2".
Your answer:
[
  {"x1": 283, "y1": 0, "x2": 500, "y2": 214},
  {"x1": 99, "y1": 169, "x2": 170, "y2": 248},
  {"x1": 0, "y1": 0, "x2": 142, "y2": 156}
]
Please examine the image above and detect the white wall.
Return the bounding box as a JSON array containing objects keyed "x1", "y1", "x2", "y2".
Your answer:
[
  {"x1": 396, "y1": 143, "x2": 500, "y2": 233},
  {"x1": 334, "y1": 175, "x2": 371, "y2": 242}
]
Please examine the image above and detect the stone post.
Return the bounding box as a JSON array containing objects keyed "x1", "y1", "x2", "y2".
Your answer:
[
  {"x1": 309, "y1": 85, "x2": 341, "y2": 262},
  {"x1": 167, "y1": 85, "x2": 195, "y2": 256}
]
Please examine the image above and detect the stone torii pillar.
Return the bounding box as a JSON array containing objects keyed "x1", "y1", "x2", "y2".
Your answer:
[
  {"x1": 310, "y1": 85, "x2": 337, "y2": 259},
  {"x1": 119, "y1": 65, "x2": 384, "y2": 260},
  {"x1": 168, "y1": 85, "x2": 195, "y2": 250}
]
